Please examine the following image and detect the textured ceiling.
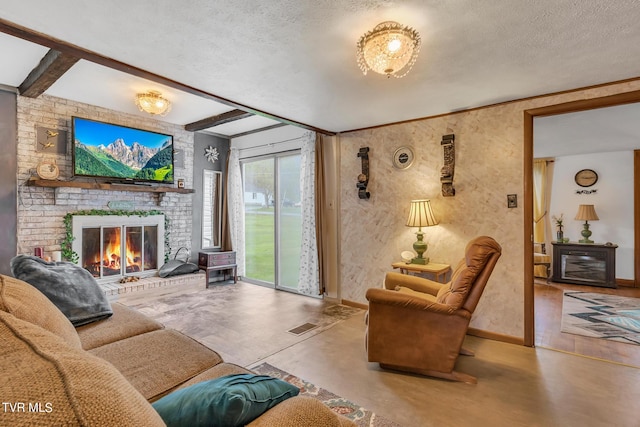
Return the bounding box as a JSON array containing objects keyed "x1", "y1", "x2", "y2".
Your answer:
[{"x1": 1, "y1": 1, "x2": 640, "y2": 137}]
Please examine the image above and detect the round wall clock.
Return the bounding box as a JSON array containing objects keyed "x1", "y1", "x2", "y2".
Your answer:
[
  {"x1": 36, "y1": 160, "x2": 60, "y2": 180},
  {"x1": 575, "y1": 169, "x2": 598, "y2": 187},
  {"x1": 392, "y1": 146, "x2": 415, "y2": 170}
]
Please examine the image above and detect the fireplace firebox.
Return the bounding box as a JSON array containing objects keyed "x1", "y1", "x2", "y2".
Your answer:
[
  {"x1": 72, "y1": 215, "x2": 165, "y2": 282},
  {"x1": 551, "y1": 242, "x2": 617, "y2": 288}
]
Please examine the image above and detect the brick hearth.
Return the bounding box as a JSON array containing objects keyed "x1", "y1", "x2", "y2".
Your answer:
[{"x1": 100, "y1": 272, "x2": 205, "y2": 299}]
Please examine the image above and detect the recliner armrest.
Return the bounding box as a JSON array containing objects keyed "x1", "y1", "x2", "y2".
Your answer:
[
  {"x1": 384, "y1": 272, "x2": 444, "y2": 296},
  {"x1": 366, "y1": 288, "x2": 467, "y2": 317}
]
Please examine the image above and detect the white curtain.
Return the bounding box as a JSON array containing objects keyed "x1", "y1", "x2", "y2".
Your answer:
[
  {"x1": 298, "y1": 132, "x2": 319, "y2": 295},
  {"x1": 227, "y1": 148, "x2": 245, "y2": 277}
]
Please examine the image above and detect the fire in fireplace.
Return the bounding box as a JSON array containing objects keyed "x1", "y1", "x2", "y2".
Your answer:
[
  {"x1": 81, "y1": 225, "x2": 158, "y2": 278},
  {"x1": 72, "y1": 215, "x2": 165, "y2": 281}
]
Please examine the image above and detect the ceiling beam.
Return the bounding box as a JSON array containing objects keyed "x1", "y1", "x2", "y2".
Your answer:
[
  {"x1": 230, "y1": 123, "x2": 288, "y2": 139},
  {"x1": 18, "y1": 48, "x2": 80, "y2": 97},
  {"x1": 185, "y1": 110, "x2": 254, "y2": 132},
  {"x1": 0, "y1": 17, "x2": 335, "y2": 135}
]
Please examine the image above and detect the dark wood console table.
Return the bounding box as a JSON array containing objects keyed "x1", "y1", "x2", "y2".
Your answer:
[
  {"x1": 551, "y1": 242, "x2": 617, "y2": 288},
  {"x1": 198, "y1": 251, "x2": 237, "y2": 286}
]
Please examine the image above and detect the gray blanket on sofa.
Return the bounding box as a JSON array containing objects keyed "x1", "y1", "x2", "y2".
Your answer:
[{"x1": 10, "y1": 255, "x2": 113, "y2": 326}]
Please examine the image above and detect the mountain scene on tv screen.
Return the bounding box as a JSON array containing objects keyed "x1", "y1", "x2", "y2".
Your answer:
[{"x1": 74, "y1": 137, "x2": 173, "y2": 182}]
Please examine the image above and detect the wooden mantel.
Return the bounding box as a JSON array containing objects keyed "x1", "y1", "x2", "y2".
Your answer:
[{"x1": 27, "y1": 177, "x2": 194, "y2": 196}]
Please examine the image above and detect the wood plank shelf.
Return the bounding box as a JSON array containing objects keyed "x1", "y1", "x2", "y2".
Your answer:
[{"x1": 27, "y1": 177, "x2": 194, "y2": 194}]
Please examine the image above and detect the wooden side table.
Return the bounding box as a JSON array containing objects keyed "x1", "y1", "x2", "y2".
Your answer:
[
  {"x1": 198, "y1": 251, "x2": 237, "y2": 286},
  {"x1": 391, "y1": 261, "x2": 451, "y2": 284}
]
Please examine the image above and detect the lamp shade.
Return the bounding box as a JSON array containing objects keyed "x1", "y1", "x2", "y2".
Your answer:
[
  {"x1": 575, "y1": 204, "x2": 599, "y2": 221},
  {"x1": 406, "y1": 199, "x2": 438, "y2": 229}
]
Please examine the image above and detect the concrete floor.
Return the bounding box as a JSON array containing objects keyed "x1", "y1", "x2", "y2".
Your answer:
[{"x1": 118, "y1": 279, "x2": 640, "y2": 427}]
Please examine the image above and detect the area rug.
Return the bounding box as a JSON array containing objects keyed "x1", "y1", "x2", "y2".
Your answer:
[
  {"x1": 252, "y1": 362, "x2": 401, "y2": 427},
  {"x1": 561, "y1": 291, "x2": 640, "y2": 345}
]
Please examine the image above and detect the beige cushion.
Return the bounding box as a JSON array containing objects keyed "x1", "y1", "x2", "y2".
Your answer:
[
  {"x1": 175, "y1": 362, "x2": 253, "y2": 391},
  {"x1": 76, "y1": 302, "x2": 164, "y2": 350},
  {"x1": 90, "y1": 328, "x2": 224, "y2": 401},
  {"x1": 247, "y1": 396, "x2": 351, "y2": 427},
  {"x1": 0, "y1": 274, "x2": 81, "y2": 348},
  {"x1": 0, "y1": 311, "x2": 165, "y2": 427}
]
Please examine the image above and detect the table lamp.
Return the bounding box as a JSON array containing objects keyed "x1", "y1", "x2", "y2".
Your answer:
[
  {"x1": 575, "y1": 204, "x2": 599, "y2": 244},
  {"x1": 406, "y1": 199, "x2": 438, "y2": 264}
]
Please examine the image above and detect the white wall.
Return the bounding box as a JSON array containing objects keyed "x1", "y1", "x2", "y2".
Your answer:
[{"x1": 549, "y1": 151, "x2": 634, "y2": 279}]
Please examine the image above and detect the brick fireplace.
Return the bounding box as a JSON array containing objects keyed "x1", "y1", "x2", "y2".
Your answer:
[
  {"x1": 71, "y1": 215, "x2": 165, "y2": 282},
  {"x1": 15, "y1": 94, "x2": 195, "y2": 268}
]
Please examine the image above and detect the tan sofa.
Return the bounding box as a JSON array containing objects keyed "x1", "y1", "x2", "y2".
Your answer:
[{"x1": 0, "y1": 274, "x2": 354, "y2": 426}]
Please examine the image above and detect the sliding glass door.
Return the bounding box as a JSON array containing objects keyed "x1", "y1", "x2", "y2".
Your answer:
[
  {"x1": 242, "y1": 152, "x2": 301, "y2": 291},
  {"x1": 277, "y1": 155, "x2": 302, "y2": 290},
  {"x1": 243, "y1": 158, "x2": 275, "y2": 284}
]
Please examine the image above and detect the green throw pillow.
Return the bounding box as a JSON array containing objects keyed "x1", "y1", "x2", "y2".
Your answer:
[{"x1": 152, "y1": 374, "x2": 300, "y2": 427}]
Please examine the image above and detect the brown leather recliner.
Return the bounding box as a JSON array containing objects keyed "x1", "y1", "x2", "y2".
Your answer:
[{"x1": 365, "y1": 236, "x2": 502, "y2": 384}]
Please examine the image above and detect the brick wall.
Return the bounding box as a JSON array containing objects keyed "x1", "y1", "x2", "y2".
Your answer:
[{"x1": 16, "y1": 94, "x2": 194, "y2": 260}]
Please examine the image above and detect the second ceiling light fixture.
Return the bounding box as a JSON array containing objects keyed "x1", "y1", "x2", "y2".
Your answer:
[{"x1": 356, "y1": 21, "x2": 421, "y2": 78}]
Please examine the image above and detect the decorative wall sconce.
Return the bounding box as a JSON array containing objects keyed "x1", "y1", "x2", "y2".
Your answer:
[
  {"x1": 440, "y1": 134, "x2": 455, "y2": 197},
  {"x1": 356, "y1": 147, "x2": 370, "y2": 199}
]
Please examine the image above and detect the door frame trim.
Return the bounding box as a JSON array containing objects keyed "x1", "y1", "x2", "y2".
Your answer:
[{"x1": 523, "y1": 89, "x2": 640, "y2": 347}]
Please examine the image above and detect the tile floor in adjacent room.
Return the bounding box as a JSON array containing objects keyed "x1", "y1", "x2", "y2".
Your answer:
[{"x1": 116, "y1": 277, "x2": 640, "y2": 427}]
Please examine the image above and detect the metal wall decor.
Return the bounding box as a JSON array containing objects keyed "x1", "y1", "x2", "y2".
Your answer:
[
  {"x1": 392, "y1": 146, "x2": 414, "y2": 170},
  {"x1": 36, "y1": 127, "x2": 67, "y2": 154},
  {"x1": 440, "y1": 134, "x2": 455, "y2": 197},
  {"x1": 205, "y1": 146, "x2": 219, "y2": 163},
  {"x1": 356, "y1": 147, "x2": 370, "y2": 199}
]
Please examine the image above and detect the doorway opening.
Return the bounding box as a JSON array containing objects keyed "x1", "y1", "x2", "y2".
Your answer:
[{"x1": 524, "y1": 89, "x2": 640, "y2": 367}]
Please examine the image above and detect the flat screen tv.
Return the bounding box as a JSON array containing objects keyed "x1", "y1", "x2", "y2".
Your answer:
[{"x1": 72, "y1": 116, "x2": 174, "y2": 184}]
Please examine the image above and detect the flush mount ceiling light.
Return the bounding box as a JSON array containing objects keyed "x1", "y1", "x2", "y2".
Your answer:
[
  {"x1": 356, "y1": 21, "x2": 421, "y2": 78},
  {"x1": 135, "y1": 90, "x2": 172, "y2": 116}
]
